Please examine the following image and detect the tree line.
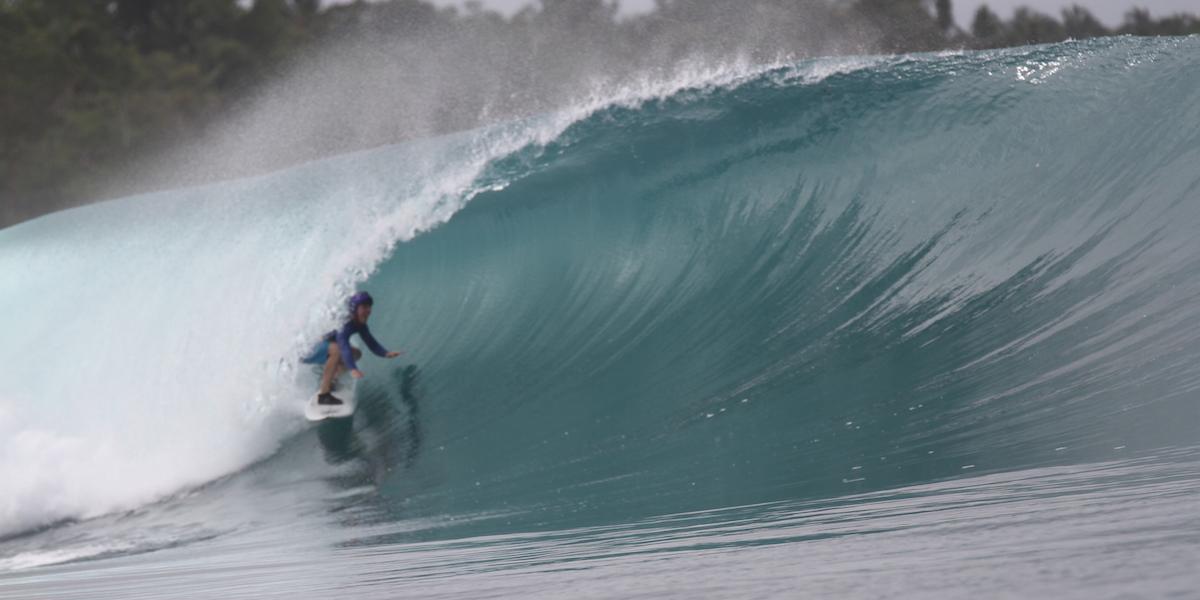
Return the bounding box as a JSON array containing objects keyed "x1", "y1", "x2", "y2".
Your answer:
[{"x1": 1, "y1": 0, "x2": 1196, "y2": 227}]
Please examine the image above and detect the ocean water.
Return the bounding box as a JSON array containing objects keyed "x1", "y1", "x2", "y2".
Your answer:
[{"x1": 1, "y1": 36, "x2": 1198, "y2": 598}]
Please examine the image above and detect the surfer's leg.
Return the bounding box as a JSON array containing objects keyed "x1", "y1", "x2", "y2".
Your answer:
[{"x1": 318, "y1": 342, "x2": 341, "y2": 394}]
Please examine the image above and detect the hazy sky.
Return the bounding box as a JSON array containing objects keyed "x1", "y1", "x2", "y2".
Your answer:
[{"x1": 424, "y1": 0, "x2": 1198, "y2": 28}]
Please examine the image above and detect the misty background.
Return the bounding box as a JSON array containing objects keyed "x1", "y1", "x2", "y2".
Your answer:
[
  {"x1": 2, "y1": 0, "x2": 1196, "y2": 228},
  {"x1": 430, "y1": 0, "x2": 1200, "y2": 26}
]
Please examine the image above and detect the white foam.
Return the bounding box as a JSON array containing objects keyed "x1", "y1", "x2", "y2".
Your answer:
[
  {"x1": 0, "y1": 545, "x2": 124, "y2": 571},
  {"x1": 777, "y1": 54, "x2": 890, "y2": 85},
  {"x1": 0, "y1": 59, "x2": 779, "y2": 538}
]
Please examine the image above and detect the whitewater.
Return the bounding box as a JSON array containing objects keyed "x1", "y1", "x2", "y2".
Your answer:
[{"x1": 1, "y1": 36, "x2": 1198, "y2": 598}]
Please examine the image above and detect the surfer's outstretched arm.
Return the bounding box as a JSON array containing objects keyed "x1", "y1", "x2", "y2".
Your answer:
[
  {"x1": 361, "y1": 325, "x2": 403, "y2": 359},
  {"x1": 360, "y1": 325, "x2": 390, "y2": 357}
]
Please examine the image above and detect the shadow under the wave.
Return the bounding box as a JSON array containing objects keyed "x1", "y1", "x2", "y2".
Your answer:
[{"x1": 315, "y1": 364, "x2": 424, "y2": 484}]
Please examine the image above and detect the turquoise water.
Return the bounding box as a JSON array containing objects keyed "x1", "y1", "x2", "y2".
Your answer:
[{"x1": 2, "y1": 36, "x2": 1199, "y2": 598}]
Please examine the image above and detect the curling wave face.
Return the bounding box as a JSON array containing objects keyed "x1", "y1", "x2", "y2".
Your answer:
[{"x1": 1, "y1": 36, "x2": 1198, "y2": 543}]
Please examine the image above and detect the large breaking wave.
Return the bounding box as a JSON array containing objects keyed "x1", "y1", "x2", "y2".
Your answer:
[{"x1": 1, "y1": 35, "x2": 1198, "y2": 539}]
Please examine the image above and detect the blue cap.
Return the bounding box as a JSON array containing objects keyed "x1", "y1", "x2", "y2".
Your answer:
[{"x1": 348, "y1": 291, "x2": 374, "y2": 312}]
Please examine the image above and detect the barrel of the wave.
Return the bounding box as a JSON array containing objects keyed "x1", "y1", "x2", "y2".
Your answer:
[{"x1": 353, "y1": 35, "x2": 1200, "y2": 529}]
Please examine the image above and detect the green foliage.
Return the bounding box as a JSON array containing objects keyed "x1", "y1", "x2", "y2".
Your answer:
[
  {"x1": 971, "y1": 5, "x2": 1004, "y2": 45},
  {"x1": 1007, "y1": 7, "x2": 1067, "y2": 45},
  {"x1": 1061, "y1": 5, "x2": 1108, "y2": 39},
  {"x1": 1119, "y1": 8, "x2": 1200, "y2": 36},
  {"x1": 935, "y1": 0, "x2": 953, "y2": 32},
  {"x1": 969, "y1": 3, "x2": 1199, "y2": 49},
  {"x1": 0, "y1": 0, "x2": 305, "y2": 224}
]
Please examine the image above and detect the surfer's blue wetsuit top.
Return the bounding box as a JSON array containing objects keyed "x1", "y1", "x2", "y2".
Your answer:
[{"x1": 323, "y1": 320, "x2": 389, "y2": 371}]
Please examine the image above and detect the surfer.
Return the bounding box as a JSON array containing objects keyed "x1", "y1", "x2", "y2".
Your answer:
[{"x1": 303, "y1": 291, "x2": 402, "y2": 405}]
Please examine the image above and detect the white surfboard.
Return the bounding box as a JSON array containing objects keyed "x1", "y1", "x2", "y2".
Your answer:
[{"x1": 304, "y1": 376, "x2": 358, "y2": 421}]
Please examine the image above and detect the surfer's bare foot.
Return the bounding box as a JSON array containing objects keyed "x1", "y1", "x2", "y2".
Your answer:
[{"x1": 317, "y1": 393, "x2": 344, "y2": 406}]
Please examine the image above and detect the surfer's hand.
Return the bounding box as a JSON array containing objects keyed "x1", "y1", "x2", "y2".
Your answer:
[
  {"x1": 351, "y1": 369, "x2": 364, "y2": 379},
  {"x1": 386, "y1": 351, "x2": 403, "y2": 358}
]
